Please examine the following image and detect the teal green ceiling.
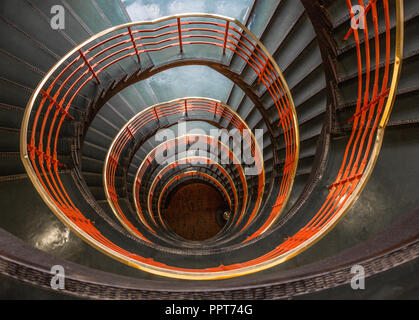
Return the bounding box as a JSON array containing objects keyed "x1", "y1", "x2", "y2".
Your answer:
[{"x1": 121, "y1": 0, "x2": 253, "y2": 22}]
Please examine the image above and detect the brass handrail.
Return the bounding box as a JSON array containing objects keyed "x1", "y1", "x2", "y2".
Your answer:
[{"x1": 18, "y1": 4, "x2": 402, "y2": 280}]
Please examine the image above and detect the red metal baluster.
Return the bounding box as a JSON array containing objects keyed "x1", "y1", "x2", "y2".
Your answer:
[
  {"x1": 78, "y1": 49, "x2": 100, "y2": 84},
  {"x1": 258, "y1": 56, "x2": 269, "y2": 85},
  {"x1": 177, "y1": 18, "x2": 183, "y2": 53},
  {"x1": 223, "y1": 21, "x2": 230, "y2": 55},
  {"x1": 40, "y1": 90, "x2": 74, "y2": 120},
  {"x1": 184, "y1": 99, "x2": 188, "y2": 116},
  {"x1": 128, "y1": 26, "x2": 141, "y2": 64}
]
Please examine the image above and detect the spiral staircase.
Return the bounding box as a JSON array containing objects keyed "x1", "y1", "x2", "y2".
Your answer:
[{"x1": 0, "y1": 0, "x2": 418, "y2": 299}]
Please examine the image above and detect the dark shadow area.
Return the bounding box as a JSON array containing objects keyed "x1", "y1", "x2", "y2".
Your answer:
[{"x1": 163, "y1": 182, "x2": 228, "y2": 241}]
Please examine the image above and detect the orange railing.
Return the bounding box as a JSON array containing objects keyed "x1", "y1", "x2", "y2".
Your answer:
[{"x1": 20, "y1": 3, "x2": 402, "y2": 280}]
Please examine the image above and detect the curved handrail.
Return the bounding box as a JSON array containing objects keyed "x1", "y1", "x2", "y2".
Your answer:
[
  {"x1": 20, "y1": 12, "x2": 297, "y2": 278},
  {"x1": 19, "y1": 4, "x2": 402, "y2": 280}
]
